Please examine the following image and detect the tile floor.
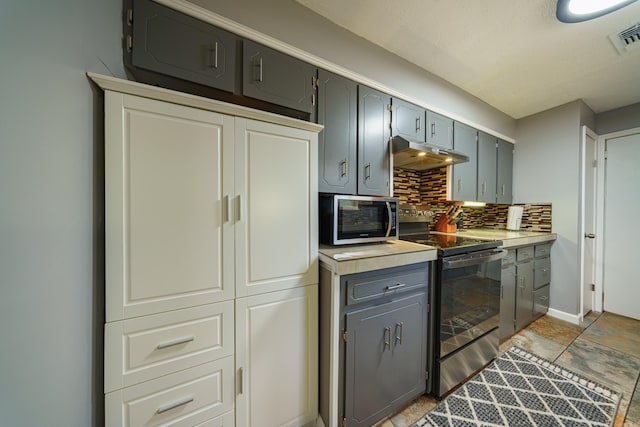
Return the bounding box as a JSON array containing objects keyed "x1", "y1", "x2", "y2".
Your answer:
[{"x1": 378, "y1": 312, "x2": 640, "y2": 427}]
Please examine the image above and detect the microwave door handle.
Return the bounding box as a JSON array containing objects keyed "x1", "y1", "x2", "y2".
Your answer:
[{"x1": 385, "y1": 202, "x2": 393, "y2": 237}]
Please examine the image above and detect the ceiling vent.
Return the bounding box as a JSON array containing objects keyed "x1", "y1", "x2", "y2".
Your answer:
[{"x1": 609, "y1": 22, "x2": 640, "y2": 55}]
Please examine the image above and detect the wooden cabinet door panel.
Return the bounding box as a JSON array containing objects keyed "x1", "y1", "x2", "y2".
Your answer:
[
  {"x1": 426, "y1": 110, "x2": 454, "y2": 150},
  {"x1": 235, "y1": 286, "x2": 318, "y2": 427},
  {"x1": 477, "y1": 131, "x2": 497, "y2": 203},
  {"x1": 344, "y1": 293, "x2": 427, "y2": 427},
  {"x1": 234, "y1": 118, "x2": 318, "y2": 297},
  {"x1": 358, "y1": 85, "x2": 391, "y2": 196},
  {"x1": 392, "y1": 98, "x2": 426, "y2": 143},
  {"x1": 496, "y1": 139, "x2": 514, "y2": 204},
  {"x1": 129, "y1": 0, "x2": 236, "y2": 92},
  {"x1": 451, "y1": 122, "x2": 477, "y2": 201},
  {"x1": 243, "y1": 39, "x2": 315, "y2": 113},
  {"x1": 105, "y1": 93, "x2": 234, "y2": 321},
  {"x1": 318, "y1": 70, "x2": 357, "y2": 194}
]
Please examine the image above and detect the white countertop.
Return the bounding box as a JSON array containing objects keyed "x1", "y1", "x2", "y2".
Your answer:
[
  {"x1": 319, "y1": 240, "x2": 437, "y2": 276},
  {"x1": 431, "y1": 228, "x2": 557, "y2": 248}
]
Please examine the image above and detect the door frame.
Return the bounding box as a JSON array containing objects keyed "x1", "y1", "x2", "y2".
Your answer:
[
  {"x1": 578, "y1": 126, "x2": 600, "y2": 319},
  {"x1": 597, "y1": 126, "x2": 640, "y2": 315}
]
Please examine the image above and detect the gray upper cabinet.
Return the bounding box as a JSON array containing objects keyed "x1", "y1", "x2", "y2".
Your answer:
[
  {"x1": 391, "y1": 98, "x2": 426, "y2": 143},
  {"x1": 477, "y1": 131, "x2": 497, "y2": 203},
  {"x1": 451, "y1": 122, "x2": 477, "y2": 201},
  {"x1": 496, "y1": 139, "x2": 514, "y2": 204},
  {"x1": 126, "y1": 0, "x2": 236, "y2": 93},
  {"x1": 358, "y1": 85, "x2": 391, "y2": 196},
  {"x1": 426, "y1": 110, "x2": 454, "y2": 150},
  {"x1": 242, "y1": 39, "x2": 315, "y2": 114},
  {"x1": 317, "y1": 70, "x2": 357, "y2": 194}
]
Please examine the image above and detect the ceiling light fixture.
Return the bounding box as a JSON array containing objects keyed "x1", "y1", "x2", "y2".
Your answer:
[{"x1": 556, "y1": 0, "x2": 638, "y2": 23}]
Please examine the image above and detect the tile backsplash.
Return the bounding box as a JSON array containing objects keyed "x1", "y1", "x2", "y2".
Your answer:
[{"x1": 394, "y1": 168, "x2": 552, "y2": 232}]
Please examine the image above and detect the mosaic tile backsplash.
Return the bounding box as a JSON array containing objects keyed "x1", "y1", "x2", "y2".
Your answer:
[{"x1": 394, "y1": 168, "x2": 552, "y2": 232}]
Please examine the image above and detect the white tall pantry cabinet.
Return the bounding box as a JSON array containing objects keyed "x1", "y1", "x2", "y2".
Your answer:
[{"x1": 93, "y1": 74, "x2": 320, "y2": 427}]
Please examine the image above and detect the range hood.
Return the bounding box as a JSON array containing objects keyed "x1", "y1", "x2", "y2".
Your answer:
[{"x1": 391, "y1": 135, "x2": 469, "y2": 171}]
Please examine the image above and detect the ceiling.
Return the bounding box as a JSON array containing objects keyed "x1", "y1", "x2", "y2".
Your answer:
[{"x1": 294, "y1": 0, "x2": 640, "y2": 119}]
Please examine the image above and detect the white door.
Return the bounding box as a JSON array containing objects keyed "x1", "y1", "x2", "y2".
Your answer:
[
  {"x1": 580, "y1": 127, "x2": 597, "y2": 317},
  {"x1": 603, "y1": 131, "x2": 640, "y2": 320},
  {"x1": 234, "y1": 118, "x2": 318, "y2": 297},
  {"x1": 235, "y1": 285, "x2": 318, "y2": 427}
]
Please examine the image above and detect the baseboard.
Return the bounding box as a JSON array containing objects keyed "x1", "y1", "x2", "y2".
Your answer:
[{"x1": 547, "y1": 308, "x2": 582, "y2": 325}]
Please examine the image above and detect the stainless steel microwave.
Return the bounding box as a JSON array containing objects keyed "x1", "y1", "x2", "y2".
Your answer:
[{"x1": 319, "y1": 195, "x2": 399, "y2": 245}]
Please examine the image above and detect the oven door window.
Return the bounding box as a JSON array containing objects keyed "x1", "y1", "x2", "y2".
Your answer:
[{"x1": 439, "y1": 257, "x2": 501, "y2": 358}]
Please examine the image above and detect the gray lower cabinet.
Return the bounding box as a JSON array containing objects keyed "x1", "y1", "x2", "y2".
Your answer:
[
  {"x1": 317, "y1": 70, "x2": 358, "y2": 194},
  {"x1": 344, "y1": 293, "x2": 428, "y2": 427},
  {"x1": 125, "y1": 0, "x2": 237, "y2": 93},
  {"x1": 337, "y1": 263, "x2": 429, "y2": 427},
  {"x1": 391, "y1": 98, "x2": 426, "y2": 143},
  {"x1": 242, "y1": 39, "x2": 315, "y2": 114},
  {"x1": 451, "y1": 122, "x2": 478, "y2": 201},
  {"x1": 358, "y1": 85, "x2": 391, "y2": 196},
  {"x1": 426, "y1": 110, "x2": 454, "y2": 150},
  {"x1": 500, "y1": 243, "x2": 552, "y2": 340},
  {"x1": 477, "y1": 131, "x2": 497, "y2": 203},
  {"x1": 496, "y1": 139, "x2": 514, "y2": 204}
]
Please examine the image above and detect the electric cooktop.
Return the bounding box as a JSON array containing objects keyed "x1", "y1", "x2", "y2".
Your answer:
[{"x1": 400, "y1": 232, "x2": 501, "y2": 256}]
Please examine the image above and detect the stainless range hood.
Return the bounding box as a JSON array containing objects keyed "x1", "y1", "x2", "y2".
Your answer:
[{"x1": 391, "y1": 135, "x2": 469, "y2": 171}]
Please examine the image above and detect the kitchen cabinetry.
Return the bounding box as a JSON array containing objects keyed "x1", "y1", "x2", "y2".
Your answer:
[
  {"x1": 451, "y1": 121, "x2": 478, "y2": 201},
  {"x1": 243, "y1": 39, "x2": 316, "y2": 114},
  {"x1": 99, "y1": 77, "x2": 320, "y2": 426},
  {"x1": 477, "y1": 131, "x2": 497, "y2": 203},
  {"x1": 358, "y1": 85, "x2": 392, "y2": 196},
  {"x1": 319, "y1": 256, "x2": 432, "y2": 427},
  {"x1": 499, "y1": 242, "x2": 552, "y2": 340},
  {"x1": 533, "y1": 243, "x2": 551, "y2": 318},
  {"x1": 124, "y1": 0, "x2": 236, "y2": 93},
  {"x1": 317, "y1": 69, "x2": 358, "y2": 194},
  {"x1": 236, "y1": 286, "x2": 318, "y2": 427},
  {"x1": 391, "y1": 97, "x2": 425, "y2": 143},
  {"x1": 496, "y1": 139, "x2": 514, "y2": 204},
  {"x1": 499, "y1": 250, "x2": 517, "y2": 340},
  {"x1": 426, "y1": 110, "x2": 454, "y2": 150}
]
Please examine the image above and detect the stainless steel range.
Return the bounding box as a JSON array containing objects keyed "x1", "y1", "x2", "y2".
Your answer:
[{"x1": 399, "y1": 211, "x2": 506, "y2": 397}]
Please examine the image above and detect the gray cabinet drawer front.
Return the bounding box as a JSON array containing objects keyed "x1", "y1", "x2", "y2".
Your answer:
[
  {"x1": 344, "y1": 265, "x2": 428, "y2": 306},
  {"x1": 535, "y1": 243, "x2": 552, "y2": 258},
  {"x1": 502, "y1": 249, "x2": 516, "y2": 266},
  {"x1": 516, "y1": 246, "x2": 534, "y2": 262},
  {"x1": 534, "y1": 258, "x2": 551, "y2": 288},
  {"x1": 533, "y1": 285, "x2": 550, "y2": 318}
]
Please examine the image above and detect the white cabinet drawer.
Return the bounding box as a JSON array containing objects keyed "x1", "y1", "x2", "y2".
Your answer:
[
  {"x1": 193, "y1": 410, "x2": 234, "y2": 426},
  {"x1": 105, "y1": 357, "x2": 234, "y2": 427},
  {"x1": 105, "y1": 302, "x2": 234, "y2": 393}
]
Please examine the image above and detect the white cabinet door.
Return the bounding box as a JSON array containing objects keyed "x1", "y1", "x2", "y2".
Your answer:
[
  {"x1": 105, "y1": 93, "x2": 235, "y2": 321},
  {"x1": 235, "y1": 285, "x2": 319, "y2": 427},
  {"x1": 234, "y1": 118, "x2": 318, "y2": 297}
]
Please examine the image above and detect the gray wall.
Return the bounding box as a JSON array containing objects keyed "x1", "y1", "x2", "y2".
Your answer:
[
  {"x1": 0, "y1": 1, "x2": 124, "y2": 426},
  {"x1": 190, "y1": 0, "x2": 516, "y2": 140},
  {"x1": 514, "y1": 101, "x2": 588, "y2": 316},
  {"x1": 596, "y1": 102, "x2": 640, "y2": 135}
]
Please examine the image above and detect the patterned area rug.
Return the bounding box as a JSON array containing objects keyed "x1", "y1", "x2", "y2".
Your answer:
[{"x1": 413, "y1": 347, "x2": 621, "y2": 427}]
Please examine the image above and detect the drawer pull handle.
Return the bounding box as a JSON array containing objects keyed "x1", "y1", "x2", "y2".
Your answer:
[
  {"x1": 383, "y1": 327, "x2": 391, "y2": 351},
  {"x1": 156, "y1": 336, "x2": 194, "y2": 350},
  {"x1": 156, "y1": 396, "x2": 194, "y2": 414},
  {"x1": 395, "y1": 322, "x2": 404, "y2": 345},
  {"x1": 385, "y1": 283, "x2": 406, "y2": 291}
]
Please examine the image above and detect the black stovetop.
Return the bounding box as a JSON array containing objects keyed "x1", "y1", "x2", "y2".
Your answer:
[{"x1": 400, "y1": 232, "x2": 501, "y2": 256}]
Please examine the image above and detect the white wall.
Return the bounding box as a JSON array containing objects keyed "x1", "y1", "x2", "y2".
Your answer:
[
  {"x1": 596, "y1": 102, "x2": 640, "y2": 134},
  {"x1": 514, "y1": 101, "x2": 588, "y2": 316},
  {"x1": 188, "y1": 0, "x2": 516, "y2": 140},
  {"x1": 0, "y1": 1, "x2": 124, "y2": 426}
]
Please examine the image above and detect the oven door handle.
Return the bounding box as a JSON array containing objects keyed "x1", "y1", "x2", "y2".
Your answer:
[{"x1": 442, "y1": 249, "x2": 507, "y2": 269}]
